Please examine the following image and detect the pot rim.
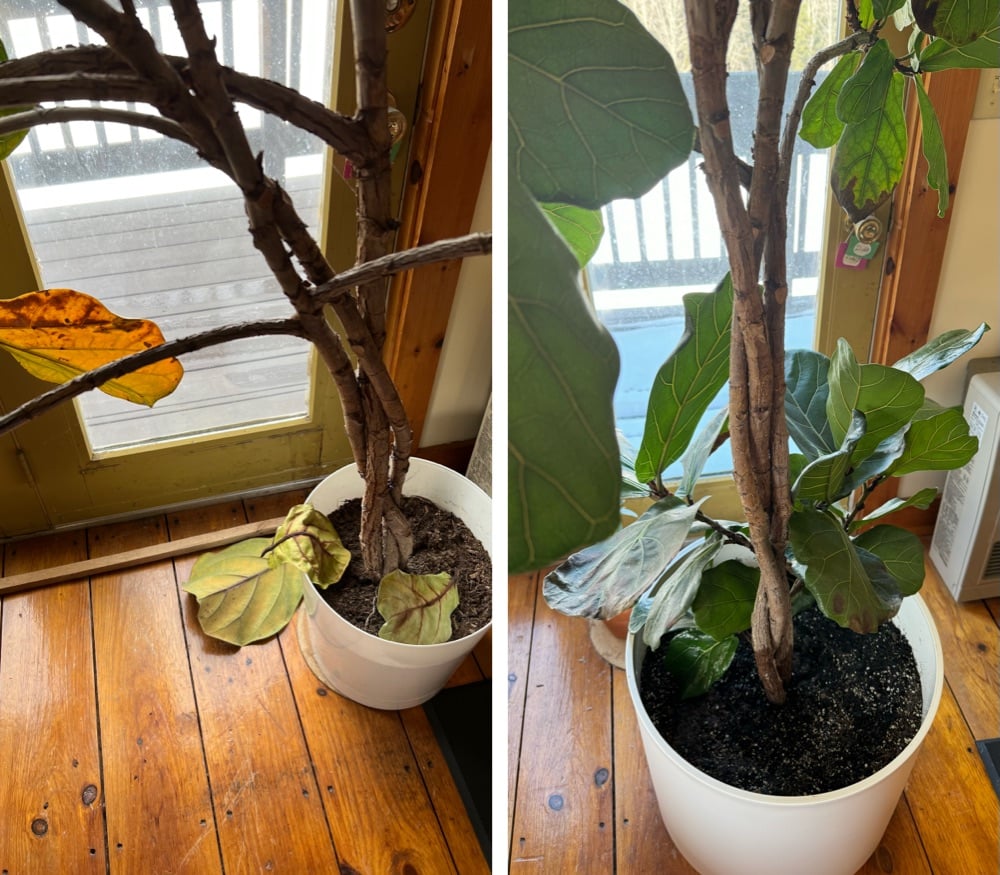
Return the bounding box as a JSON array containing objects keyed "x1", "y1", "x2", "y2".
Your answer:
[
  {"x1": 624, "y1": 592, "x2": 944, "y2": 806},
  {"x1": 301, "y1": 457, "x2": 493, "y2": 651}
]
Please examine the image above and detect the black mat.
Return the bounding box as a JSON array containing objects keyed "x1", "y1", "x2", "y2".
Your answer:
[
  {"x1": 977, "y1": 737, "x2": 1000, "y2": 798},
  {"x1": 423, "y1": 680, "x2": 491, "y2": 864}
]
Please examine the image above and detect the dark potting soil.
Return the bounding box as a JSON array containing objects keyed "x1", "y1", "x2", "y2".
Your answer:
[
  {"x1": 319, "y1": 496, "x2": 492, "y2": 640},
  {"x1": 639, "y1": 608, "x2": 924, "y2": 795}
]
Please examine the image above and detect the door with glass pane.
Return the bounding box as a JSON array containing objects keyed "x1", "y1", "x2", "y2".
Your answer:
[{"x1": 0, "y1": 0, "x2": 432, "y2": 537}]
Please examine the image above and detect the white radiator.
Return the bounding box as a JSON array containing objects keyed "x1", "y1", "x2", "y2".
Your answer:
[{"x1": 930, "y1": 370, "x2": 1000, "y2": 602}]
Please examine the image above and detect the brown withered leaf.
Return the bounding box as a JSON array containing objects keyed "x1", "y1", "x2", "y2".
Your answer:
[{"x1": 0, "y1": 289, "x2": 183, "y2": 406}]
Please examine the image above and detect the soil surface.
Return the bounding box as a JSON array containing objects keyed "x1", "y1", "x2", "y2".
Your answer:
[
  {"x1": 319, "y1": 496, "x2": 492, "y2": 640},
  {"x1": 639, "y1": 608, "x2": 924, "y2": 795}
]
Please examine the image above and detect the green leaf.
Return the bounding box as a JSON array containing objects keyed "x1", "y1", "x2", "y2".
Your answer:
[
  {"x1": 800, "y1": 52, "x2": 861, "y2": 149},
  {"x1": 640, "y1": 535, "x2": 723, "y2": 648},
  {"x1": 919, "y1": 15, "x2": 1000, "y2": 69},
  {"x1": 183, "y1": 539, "x2": 304, "y2": 646},
  {"x1": 873, "y1": 0, "x2": 909, "y2": 17},
  {"x1": 793, "y1": 411, "x2": 865, "y2": 502},
  {"x1": 913, "y1": 0, "x2": 1000, "y2": 46},
  {"x1": 827, "y1": 339, "x2": 924, "y2": 462},
  {"x1": 542, "y1": 496, "x2": 703, "y2": 619},
  {"x1": 788, "y1": 508, "x2": 900, "y2": 633},
  {"x1": 635, "y1": 276, "x2": 732, "y2": 484},
  {"x1": 914, "y1": 76, "x2": 950, "y2": 217},
  {"x1": 540, "y1": 202, "x2": 605, "y2": 267},
  {"x1": 836, "y1": 40, "x2": 895, "y2": 123},
  {"x1": 889, "y1": 406, "x2": 979, "y2": 474},
  {"x1": 892, "y1": 323, "x2": 989, "y2": 380},
  {"x1": 509, "y1": 0, "x2": 694, "y2": 208},
  {"x1": 508, "y1": 179, "x2": 621, "y2": 573},
  {"x1": 376, "y1": 570, "x2": 458, "y2": 645},
  {"x1": 857, "y1": 0, "x2": 876, "y2": 27},
  {"x1": 268, "y1": 504, "x2": 351, "y2": 587},
  {"x1": 841, "y1": 427, "x2": 909, "y2": 493},
  {"x1": 849, "y1": 487, "x2": 937, "y2": 530},
  {"x1": 854, "y1": 525, "x2": 926, "y2": 596},
  {"x1": 662, "y1": 630, "x2": 739, "y2": 699},
  {"x1": 676, "y1": 407, "x2": 729, "y2": 500},
  {"x1": 785, "y1": 349, "x2": 836, "y2": 460},
  {"x1": 692, "y1": 558, "x2": 759, "y2": 640},
  {"x1": 832, "y1": 69, "x2": 907, "y2": 222}
]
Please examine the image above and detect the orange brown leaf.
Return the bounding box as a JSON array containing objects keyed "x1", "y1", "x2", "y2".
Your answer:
[{"x1": 0, "y1": 289, "x2": 183, "y2": 406}]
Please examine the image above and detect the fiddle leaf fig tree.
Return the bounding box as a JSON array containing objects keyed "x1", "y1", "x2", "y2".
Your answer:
[
  {"x1": 0, "y1": 1, "x2": 490, "y2": 646},
  {"x1": 510, "y1": 0, "x2": 996, "y2": 704}
]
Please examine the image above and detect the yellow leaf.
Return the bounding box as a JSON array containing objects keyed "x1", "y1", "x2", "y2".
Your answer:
[{"x1": 0, "y1": 289, "x2": 183, "y2": 406}]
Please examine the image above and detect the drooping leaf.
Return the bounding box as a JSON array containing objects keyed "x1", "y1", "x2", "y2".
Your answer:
[
  {"x1": 914, "y1": 75, "x2": 950, "y2": 216},
  {"x1": 509, "y1": 0, "x2": 694, "y2": 208},
  {"x1": 792, "y1": 411, "x2": 865, "y2": 503},
  {"x1": 0, "y1": 289, "x2": 183, "y2": 405},
  {"x1": 635, "y1": 276, "x2": 732, "y2": 484},
  {"x1": 267, "y1": 504, "x2": 351, "y2": 587},
  {"x1": 640, "y1": 534, "x2": 723, "y2": 648},
  {"x1": 918, "y1": 16, "x2": 1000, "y2": 69},
  {"x1": 541, "y1": 203, "x2": 605, "y2": 267},
  {"x1": 889, "y1": 406, "x2": 979, "y2": 474},
  {"x1": 800, "y1": 52, "x2": 861, "y2": 149},
  {"x1": 676, "y1": 407, "x2": 729, "y2": 500},
  {"x1": 841, "y1": 426, "x2": 909, "y2": 493},
  {"x1": 542, "y1": 496, "x2": 703, "y2": 619},
  {"x1": 892, "y1": 323, "x2": 989, "y2": 380},
  {"x1": 827, "y1": 339, "x2": 924, "y2": 462},
  {"x1": 831, "y1": 69, "x2": 907, "y2": 222},
  {"x1": 662, "y1": 629, "x2": 739, "y2": 699},
  {"x1": 854, "y1": 525, "x2": 926, "y2": 596},
  {"x1": 183, "y1": 539, "x2": 304, "y2": 646},
  {"x1": 848, "y1": 487, "x2": 938, "y2": 532},
  {"x1": 785, "y1": 349, "x2": 836, "y2": 460},
  {"x1": 376, "y1": 570, "x2": 458, "y2": 645},
  {"x1": 836, "y1": 40, "x2": 896, "y2": 123},
  {"x1": 913, "y1": 0, "x2": 1000, "y2": 46},
  {"x1": 508, "y1": 179, "x2": 621, "y2": 572},
  {"x1": 788, "y1": 507, "x2": 900, "y2": 633},
  {"x1": 691, "y1": 558, "x2": 759, "y2": 640}
]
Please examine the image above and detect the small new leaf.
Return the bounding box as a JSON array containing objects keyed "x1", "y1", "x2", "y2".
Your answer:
[
  {"x1": 268, "y1": 504, "x2": 351, "y2": 587},
  {"x1": 184, "y1": 539, "x2": 304, "y2": 646},
  {"x1": 662, "y1": 630, "x2": 739, "y2": 699},
  {"x1": 541, "y1": 203, "x2": 605, "y2": 267},
  {"x1": 377, "y1": 570, "x2": 458, "y2": 645},
  {"x1": 800, "y1": 52, "x2": 861, "y2": 148}
]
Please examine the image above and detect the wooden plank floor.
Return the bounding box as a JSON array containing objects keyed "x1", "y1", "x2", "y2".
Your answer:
[
  {"x1": 0, "y1": 489, "x2": 491, "y2": 874},
  {"x1": 508, "y1": 553, "x2": 1000, "y2": 874}
]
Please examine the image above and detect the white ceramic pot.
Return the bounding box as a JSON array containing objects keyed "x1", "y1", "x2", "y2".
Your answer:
[
  {"x1": 298, "y1": 457, "x2": 491, "y2": 710},
  {"x1": 626, "y1": 594, "x2": 944, "y2": 875}
]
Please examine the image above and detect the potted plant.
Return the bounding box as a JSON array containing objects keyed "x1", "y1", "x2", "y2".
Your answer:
[
  {"x1": 0, "y1": 0, "x2": 491, "y2": 710},
  {"x1": 509, "y1": 0, "x2": 994, "y2": 871}
]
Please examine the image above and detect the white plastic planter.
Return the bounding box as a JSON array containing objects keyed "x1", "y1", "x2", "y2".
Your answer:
[
  {"x1": 626, "y1": 593, "x2": 944, "y2": 875},
  {"x1": 298, "y1": 457, "x2": 492, "y2": 710}
]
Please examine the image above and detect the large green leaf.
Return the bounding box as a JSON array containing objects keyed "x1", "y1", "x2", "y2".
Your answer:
[
  {"x1": 691, "y1": 558, "x2": 759, "y2": 640},
  {"x1": 508, "y1": 178, "x2": 621, "y2": 573},
  {"x1": 542, "y1": 496, "x2": 703, "y2": 619},
  {"x1": 785, "y1": 349, "x2": 836, "y2": 461},
  {"x1": 892, "y1": 323, "x2": 989, "y2": 380},
  {"x1": 662, "y1": 630, "x2": 739, "y2": 699},
  {"x1": 827, "y1": 339, "x2": 924, "y2": 462},
  {"x1": 376, "y1": 570, "x2": 458, "y2": 645},
  {"x1": 183, "y1": 539, "x2": 304, "y2": 646},
  {"x1": 635, "y1": 276, "x2": 732, "y2": 485},
  {"x1": 831, "y1": 69, "x2": 907, "y2": 222},
  {"x1": 639, "y1": 535, "x2": 722, "y2": 648},
  {"x1": 836, "y1": 40, "x2": 895, "y2": 123},
  {"x1": 919, "y1": 15, "x2": 1000, "y2": 69},
  {"x1": 509, "y1": 0, "x2": 694, "y2": 208},
  {"x1": 889, "y1": 406, "x2": 979, "y2": 475},
  {"x1": 800, "y1": 52, "x2": 861, "y2": 149},
  {"x1": 854, "y1": 525, "x2": 926, "y2": 596},
  {"x1": 913, "y1": 0, "x2": 1000, "y2": 45},
  {"x1": 792, "y1": 411, "x2": 865, "y2": 503},
  {"x1": 849, "y1": 487, "x2": 938, "y2": 531},
  {"x1": 268, "y1": 504, "x2": 350, "y2": 587},
  {"x1": 541, "y1": 203, "x2": 605, "y2": 267},
  {"x1": 788, "y1": 508, "x2": 900, "y2": 633},
  {"x1": 914, "y1": 76, "x2": 950, "y2": 217}
]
